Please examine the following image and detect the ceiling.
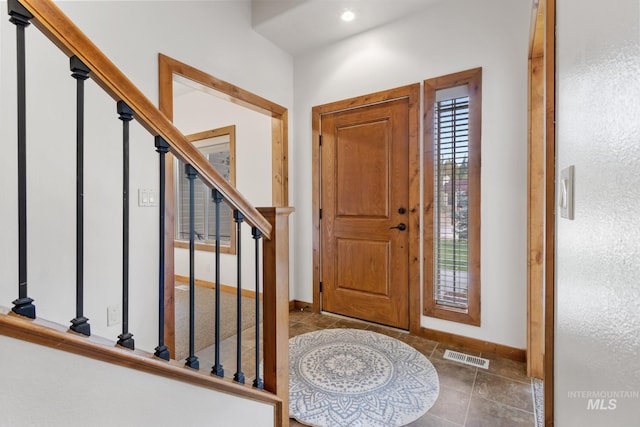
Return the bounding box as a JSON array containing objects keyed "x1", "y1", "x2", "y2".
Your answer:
[{"x1": 251, "y1": 0, "x2": 445, "y2": 55}]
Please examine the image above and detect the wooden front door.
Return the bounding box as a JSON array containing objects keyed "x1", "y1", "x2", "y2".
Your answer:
[{"x1": 320, "y1": 98, "x2": 410, "y2": 329}]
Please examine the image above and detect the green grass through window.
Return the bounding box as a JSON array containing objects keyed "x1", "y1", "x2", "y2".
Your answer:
[{"x1": 437, "y1": 239, "x2": 468, "y2": 272}]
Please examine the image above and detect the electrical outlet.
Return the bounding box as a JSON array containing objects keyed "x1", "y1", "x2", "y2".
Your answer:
[{"x1": 107, "y1": 305, "x2": 121, "y2": 326}]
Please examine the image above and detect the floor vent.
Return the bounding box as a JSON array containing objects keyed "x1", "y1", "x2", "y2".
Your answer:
[{"x1": 443, "y1": 349, "x2": 490, "y2": 369}]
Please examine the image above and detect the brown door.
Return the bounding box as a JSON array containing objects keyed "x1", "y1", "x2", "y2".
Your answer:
[{"x1": 320, "y1": 98, "x2": 410, "y2": 329}]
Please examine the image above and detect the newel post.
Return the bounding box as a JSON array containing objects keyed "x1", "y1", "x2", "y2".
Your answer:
[{"x1": 258, "y1": 206, "x2": 294, "y2": 427}]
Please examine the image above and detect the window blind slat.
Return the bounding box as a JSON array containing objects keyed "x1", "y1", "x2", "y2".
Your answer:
[
  {"x1": 175, "y1": 141, "x2": 232, "y2": 245},
  {"x1": 434, "y1": 96, "x2": 470, "y2": 309}
]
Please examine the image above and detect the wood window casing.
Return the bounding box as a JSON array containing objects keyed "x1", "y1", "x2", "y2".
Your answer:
[{"x1": 424, "y1": 68, "x2": 482, "y2": 326}]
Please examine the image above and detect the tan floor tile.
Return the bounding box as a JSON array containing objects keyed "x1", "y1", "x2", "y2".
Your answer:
[
  {"x1": 330, "y1": 317, "x2": 370, "y2": 330},
  {"x1": 396, "y1": 334, "x2": 439, "y2": 357},
  {"x1": 430, "y1": 357, "x2": 477, "y2": 394},
  {"x1": 284, "y1": 308, "x2": 537, "y2": 426},
  {"x1": 406, "y1": 412, "x2": 463, "y2": 426},
  {"x1": 473, "y1": 371, "x2": 534, "y2": 413},
  {"x1": 289, "y1": 322, "x2": 317, "y2": 337},
  {"x1": 480, "y1": 352, "x2": 530, "y2": 384},
  {"x1": 428, "y1": 384, "x2": 471, "y2": 425},
  {"x1": 466, "y1": 396, "x2": 535, "y2": 427},
  {"x1": 288, "y1": 310, "x2": 312, "y2": 324},
  {"x1": 296, "y1": 312, "x2": 340, "y2": 328},
  {"x1": 363, "y1": 323, "x2": 406, "y2": 338}
]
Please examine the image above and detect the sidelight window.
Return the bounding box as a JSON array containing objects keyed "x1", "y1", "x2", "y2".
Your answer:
[{"x1": 424, "y1": 69, "x2": 481, "y2": 326}]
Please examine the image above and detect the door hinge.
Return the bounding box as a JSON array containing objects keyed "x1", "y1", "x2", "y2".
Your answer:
[
  {"x1": 319, "y1": 281, "x2": 323, "y2": 292},
  {"x1": 319, "y1": 208, "x2": 322, "y2": 219},
  {"x1": 319, "y1": 135, "x2": 323, "y2": 146}
]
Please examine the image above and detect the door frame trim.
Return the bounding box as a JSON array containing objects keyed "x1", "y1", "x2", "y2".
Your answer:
[
  {"x1": 311, "y1": 84, "x2": 421, "y2": 334},
  {"x1": 528, "y1": 0, "x2": 555, "y2": 423},
  {"x1": 158, "y1": 53, "x2": 289, "y2": 356}
]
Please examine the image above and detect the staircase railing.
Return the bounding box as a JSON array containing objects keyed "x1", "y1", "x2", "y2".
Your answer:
[{"x1": 1, "y1": 0, "x2": 290, "y2": 425}]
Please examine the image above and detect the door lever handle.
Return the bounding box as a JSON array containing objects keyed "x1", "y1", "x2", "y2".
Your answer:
[{"x1": 389, "y1": 223, "x2": 406, "y2": 231}]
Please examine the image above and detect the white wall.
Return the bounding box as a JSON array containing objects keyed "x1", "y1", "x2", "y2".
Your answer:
[
  {"x1": 0, "y1": 334, "x2": 273, "y2": 427},
  {"x1": 173, "y1": 85, "x2": 272, "y2": 290},
  {"x1": 0, "y1": 0, "x2": 293, "y2": 354},
  {"x1": 555, "y1": 0, "x2": 640, "y2": 424},
  {"x1": 1, "y1": 0, "x2": 532, "y2": 363},
  {"x1": 292, "y1": 0, "x2": 531, "y2": 348}
]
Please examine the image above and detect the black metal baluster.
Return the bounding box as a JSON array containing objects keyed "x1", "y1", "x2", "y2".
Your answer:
[
  {"x1": 233, "y1": 210, "x2": 245, "y2": 384},
  {"x1": 251, "y1": 227, "x2": 264, "y2": 389},
  {"x1": 184, "y1": 164, "x2": 199, "y2": 370},
  {"x1": 211, "y1": 189, "x2": 224, "y2": 377},
  {"x1": 153, "y1": 137, "x2": 170, "y2": 360},
  {"x1": 117, "y1": 101, "x2": 134, "y2": 349},
  {"x1": 69, "y1": 56, "x2": 90, "y2": 336},
  {"x1": 8, "y1": 0, "x2": 35, "y2": 319}
]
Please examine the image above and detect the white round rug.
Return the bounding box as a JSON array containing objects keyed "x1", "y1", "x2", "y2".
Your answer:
[{"x1": 289, "y1": 328, "x2": 439, "y2": 427}]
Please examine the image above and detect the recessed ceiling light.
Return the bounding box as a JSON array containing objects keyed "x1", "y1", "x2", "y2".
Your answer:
[{"x1": 341, "y1": 9, "x2": 355, "y2": 22}]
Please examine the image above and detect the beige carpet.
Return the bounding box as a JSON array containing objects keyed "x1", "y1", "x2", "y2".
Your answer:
[{"x1": 174, "y1": 284, "x2": 258, "y2": 361}]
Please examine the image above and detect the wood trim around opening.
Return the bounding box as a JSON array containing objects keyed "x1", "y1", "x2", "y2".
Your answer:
[
  {"x1": 528, "y1": 0, "x2": 555, "y2": 423},
  {"x1": 158, "y1": 53, "x2": 288, "y2": 206},
  {"x1": 527, "y1": 0, "x2": 545, "y2": 380},
  {"x1": 544, "y1": 0, "x2": 556, "y2": 425},
  {"x1": 158, "y1": 53, "x2": 289, "y2": 357},
  {"x1": 423, "y1": 68, "x2": 482, "y2": 327}
]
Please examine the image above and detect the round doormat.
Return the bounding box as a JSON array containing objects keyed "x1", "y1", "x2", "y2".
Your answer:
[{"x1": 289, "y1": 328, "x2": 439, "y2": 427}]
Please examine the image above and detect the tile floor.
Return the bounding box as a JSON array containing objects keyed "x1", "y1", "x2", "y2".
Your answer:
[{"x1": 196, "y1": 309, "x2": 538, "y2": 427}]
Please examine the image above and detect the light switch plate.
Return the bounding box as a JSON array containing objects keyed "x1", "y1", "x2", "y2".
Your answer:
[
  {"x1": 559, "y1": 165, "x2": 574, "y2": 220},
  {"x1": 138, "y1": 189, "x2": 158, "y2": 207}
]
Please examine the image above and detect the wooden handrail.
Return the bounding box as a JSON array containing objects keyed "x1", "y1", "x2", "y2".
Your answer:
[
  {"x1": 6, "y1": 2, "x2": 291, "y2": 423},
  {"x1": 18, "y1": 0, "x2": 271, "y2": 239}
]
